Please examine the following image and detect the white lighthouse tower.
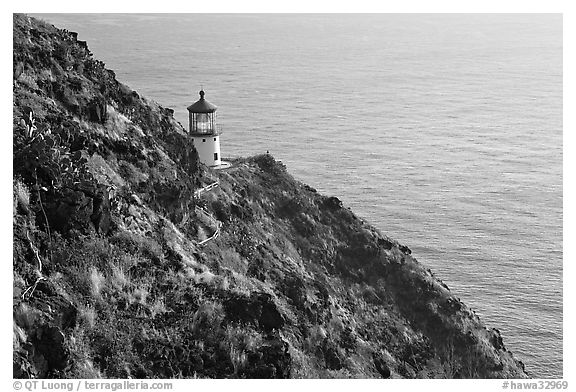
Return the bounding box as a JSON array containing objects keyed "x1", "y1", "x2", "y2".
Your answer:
[{"x1": 187, "y1": 90, "x2": 221, "y2": 167}]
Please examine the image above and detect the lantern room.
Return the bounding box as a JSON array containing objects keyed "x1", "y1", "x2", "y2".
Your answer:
[{"x1": 187, "y1": 90, "x2": 218, "y2": 135}]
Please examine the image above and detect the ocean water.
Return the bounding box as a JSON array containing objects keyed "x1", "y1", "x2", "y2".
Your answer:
[{"x1": 32, "y1": 13, "x2": 563, "y2": 378}]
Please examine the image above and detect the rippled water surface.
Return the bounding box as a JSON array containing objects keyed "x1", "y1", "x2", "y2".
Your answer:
[{"x1": 34, "y1": 13, "x2": 563, "y2": 377}]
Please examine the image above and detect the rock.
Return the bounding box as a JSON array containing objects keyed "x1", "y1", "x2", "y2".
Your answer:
[
  {"x1": 490, "y1": 328, "x2": 505, "y2": 351},
  {"x1": 249, "y1": 364, "x2": 277, "y2": 378},
  {"x1": 87, "y1": 97, "x2": 107, "y2": 124},
  {"x1": 59, "y1": 88, "x2": 81, "y2": 115},
  {"x1": 245, "y1": 336, "x2": 291, "y2": 378},
  {"x1": 91, "y1": 186, "x2": 112, "y2": 234},
  {"x1": 399, "y1": 244, "x2": 412, "y2": 255},
  {"x1": 323, "y1": 196, "x2": 343, "y2": 210},
  {"x1": 257, "y1": 293, "x2": 285, "y2": 332},
  {"x1": 60, "y1": 302, "x2": 78, "y2": 330},
  {"x1": 48, "y1": 188, "x2": 93, "y2": 234},
  {"x1": 223, "y1": 295, "x2": 255, "y2": 325},
  {"x1": 442, "y1": 297, "x2": 462, "y2": 312},
  {"x1": 303, "y1": 184, "x2": 316, "y2": 193},
  {"x1": 246, "y1": 258, "x2": 267, "y2": 282},
  {"x1": 373, "y1": 353, "x2": 391, "y2": 378},
  {"x1": 223, "y1": 292, "x2": 285, "y2": 332},
  {"x1": 44, "y1": 184, "x2": 111, "y2": 235},
  {"x1": 518, "y1": 360, "x2": 526, "y2": 372},
  {"x1": 282, "y1": 275, "x2": 307, "y2": 309},
  {"x1": 34, "y1": 325, "x2": 69, "y2": 372},
  {"x1": 323, "y1": 343, "x2": 343, "y2": 370},
  {"x1": 230, "y1": 202, "x2": 249, "y2": 219},
  {"x1": 13, "y1": 350, "x2": 33, "y2": 378},
  {"x1": 378, "y1": 237, "x2": 394, "y2": 250},
  {"x1": 14, "y1": 61, "x2": 24, "y2": 80},
  {"x1": 35, "y1": 279, "x2": 57, "y2": 296},
  {"x1": 339, "y1": 326, "x2": 357, "y2": 351},
  {"x1": 119, "y1": 83, "x2": 139, "y2": 104}
]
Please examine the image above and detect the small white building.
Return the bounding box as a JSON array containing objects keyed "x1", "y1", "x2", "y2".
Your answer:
[{"x1": 187, "y1": 90, "x2": 221, "y2": 167}]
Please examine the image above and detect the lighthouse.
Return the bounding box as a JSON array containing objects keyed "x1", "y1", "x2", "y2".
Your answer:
[{"x1": 187, "y1": 90, "x2": 221, "y2": 167}]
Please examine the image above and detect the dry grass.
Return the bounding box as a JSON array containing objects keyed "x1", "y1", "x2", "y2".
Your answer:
[
  {"x1": 89, "y1": 267, "x2": 105, "y2": 299},
  {"x1": 220, "y1": 248, "x2": 247, "y2": 274},
  {"x1": 149, "y1": 298, "x2": 167, "y2": 318},
  {"x1": 38, "y1": 68, "x2": 56, "y2": 83},
  {"x1": 13, "y1": 179, "x2": 30, "y2": 216},
  {"x1": 67, "y1": 329, "x2": 103, "y2": 378},
  {"x1": 223, "y1": 325, "x2": 263, "y2": 376},
  {"x1": 111, "y1": 231, "x2": 164, "y2": 263},
  {"x1": 129, "y1": 285, "x2": 149, "y2": 305},
  {"x1": 193, "y1": 271, "x2": 217, "y2": 285},
  {"x1": 224, "y1": 325, "x2": 263, "y2": 352},
  {"x1": 109, "y1": 265, "x2": 129, "y2": 290},
  {"x1": 304, "y1": 324, "x2": 328, "y2": 353},
  {"x1": 78, "y1": 304, "x2": 97, "y2": 328},
  {"x1": 191, "y1": 301, "x2": 224, "y2": 334},
  {"x1": 14, "y1": 303, "x2": 41, "y2": 330},
  {"x1": 13, "y1": 322, "x2": 27, "y2": 351},
  {"x1": 229, "y1": 346, "x2": 247, "y2": 376},
  {"x1": 17, "y1": 72, "x2": 39, "y2": 89},
  {"x1": 288, "y1": 344, "x2": 324, "y2": 378}
]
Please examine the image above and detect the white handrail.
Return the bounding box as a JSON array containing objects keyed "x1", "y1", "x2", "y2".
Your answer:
[
  {"x1": 194, "y1": 181, "x2": 220, "y2": 198},
  {"x1": 193, "y1": 179, "x2": 225, "y2": 246},
  {"x1": 195, "y1": 205, "x2": 221, "y2": 246}
]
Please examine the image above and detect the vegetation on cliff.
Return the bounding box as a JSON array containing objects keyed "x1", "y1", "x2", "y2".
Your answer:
[{"x1": 12, "y1": 14, "x2": 528, "y2": 379}]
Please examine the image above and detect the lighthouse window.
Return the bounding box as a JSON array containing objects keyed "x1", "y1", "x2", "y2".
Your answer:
[
  {"x1": 214, "y1": 138, "x2": 217, "y2": 141},
  {"x1": 214, "y1": 153, "x2": 218, "y2": 161},
  {"x1": 196, "y1": 113, "x2": 209, "y2": 132},
  {"x1": 202, "y1": 139, "x2": 206, "y2": 142}
]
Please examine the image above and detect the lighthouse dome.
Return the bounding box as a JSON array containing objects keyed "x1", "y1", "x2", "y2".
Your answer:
[{"x1": 187, "y1": 90, "x2": 217, "y2": 113}]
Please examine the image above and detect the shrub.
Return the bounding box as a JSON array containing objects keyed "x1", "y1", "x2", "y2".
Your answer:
[
  {"x1": 191, "y1": 301, "x2": 224, "y2": 335},
  {"x1": 139, "y1": 237, "x2": 164, "y2": 263},
  {"x1": 15, "y1": 121, "x2": 95, "y2": 192},
  {"x1": 252, "y1": 154, "x2": 286, "y2": 176},
  {"x1": 110, "y1": 231, "x2": 164, "y2": 263},
  {"x1": 211, "y1": 199, "x2": 230, "y2": 222}
]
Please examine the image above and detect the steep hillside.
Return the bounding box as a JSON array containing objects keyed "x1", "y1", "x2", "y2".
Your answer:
[{"x1": 12, "y1": 14, "x2": 528, "y2": 379}]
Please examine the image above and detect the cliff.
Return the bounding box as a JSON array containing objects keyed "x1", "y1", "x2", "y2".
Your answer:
[{"x1": 12, "y1": 14, "x2": 528, "y2": 379}]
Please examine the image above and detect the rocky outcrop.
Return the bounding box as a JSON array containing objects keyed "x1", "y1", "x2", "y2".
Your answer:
[
  {"x1": 34, "y1": 325, "x2": 69, "y2": 372},
  {"x1": 87, "y1": 97, "x2": 107, "y2": 124},
  {"x1": 224, "y1": 292, "x2": 286, "y2": 332}
]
